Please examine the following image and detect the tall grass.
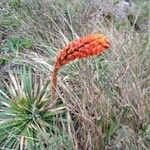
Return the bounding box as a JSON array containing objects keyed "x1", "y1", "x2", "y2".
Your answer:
[{"x1": 0, "y1": 0, "x2": 150, "y2": 149}]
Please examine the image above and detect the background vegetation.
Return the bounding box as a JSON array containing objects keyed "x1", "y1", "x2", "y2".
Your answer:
[{"x1": 0, "y1": 0, "x2": 149, "y2": 149}]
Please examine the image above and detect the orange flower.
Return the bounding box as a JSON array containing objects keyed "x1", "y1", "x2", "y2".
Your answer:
[
  {"x1": 55, "y1": 34, "x2": 110, "y2": 69},
  {"x1": 48, "y1": 33, "x2": 110, "y2": 109}
]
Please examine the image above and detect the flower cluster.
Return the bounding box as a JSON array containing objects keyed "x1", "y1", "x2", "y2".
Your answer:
[
  {"x1": 55, "y1": 33, "x2": 110, "y2": 69},
  {"x1": 49, "y1": 33, "x2": 110, "y2": 108}
]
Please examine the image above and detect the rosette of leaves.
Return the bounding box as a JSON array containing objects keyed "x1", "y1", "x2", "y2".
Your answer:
[{"x1": 0, "y1": 67, "x2": 71, "y2": 149}]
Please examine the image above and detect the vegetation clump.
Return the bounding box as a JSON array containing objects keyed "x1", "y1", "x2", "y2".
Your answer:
[{"x1": 0, "y1": 0, "x2": 149, "y2": 149}]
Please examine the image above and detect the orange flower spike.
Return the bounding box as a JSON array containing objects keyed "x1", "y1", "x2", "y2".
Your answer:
[
  {"x1": 57, "y1": 34, "x2": 110, "y2": 68},
  {"x1": 49, "y1": 33, "x2": 110, "y2": 109}
]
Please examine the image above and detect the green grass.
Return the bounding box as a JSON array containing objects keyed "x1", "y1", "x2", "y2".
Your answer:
[
  {"x1": 2, "y1": 37, "x2": 33, "y2": 52},
  {"x1": 0, "y1": 0, "x2": 149, "y2": 149}
]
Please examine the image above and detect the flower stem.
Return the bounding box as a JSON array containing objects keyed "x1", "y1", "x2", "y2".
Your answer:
[{"x1": 51, "y1": 66, "x2": 59, "y2": 102}]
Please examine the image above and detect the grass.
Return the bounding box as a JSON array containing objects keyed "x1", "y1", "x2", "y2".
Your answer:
[{"x1": 0, "y1": 0, "x2": 150, "y2": 149}]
